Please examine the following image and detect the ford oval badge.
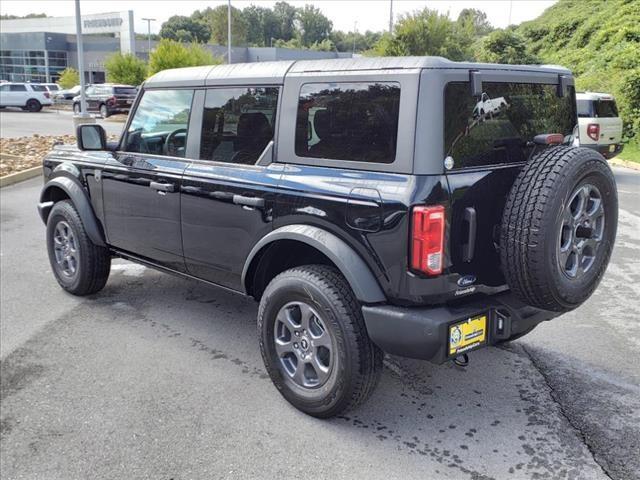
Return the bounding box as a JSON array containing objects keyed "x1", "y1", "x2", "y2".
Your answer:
[{"x1": 457, "y1": 275, "x2": 476, "y2": 287}]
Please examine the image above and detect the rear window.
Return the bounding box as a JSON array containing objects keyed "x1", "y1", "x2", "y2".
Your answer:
[
  {"x1": 114, "y1": 87, "x2": 137, "y2": 95},
  {"x1": 295, "y1": 82, "x2": 400, "y2": 164},
  {"x1": 577, "y1": 99, "x2": 593, "y2": 118},
  {"x1": 445, "y1": 82, "x2": 576, "y2": 169},
  {"x1": 595, "y1": 100, "x2": 618, "y2": 118}
]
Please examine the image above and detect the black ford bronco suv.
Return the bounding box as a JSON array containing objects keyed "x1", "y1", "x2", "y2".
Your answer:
[{"x1": 38, "y1": 57, "x2": 617, "y2": 417}]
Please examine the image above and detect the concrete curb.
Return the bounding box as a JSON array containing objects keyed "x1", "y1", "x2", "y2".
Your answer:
[
  {"x1": 0, "y1": 166, "x2": 42, "y2": 188},
  {"x1": 609, "y1": 158, "x2": 640, "y2": 171}
]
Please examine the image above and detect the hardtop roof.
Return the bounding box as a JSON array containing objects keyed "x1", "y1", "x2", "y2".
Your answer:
[{"x1": 144, "y1": 56, "x2": 572, "y2": 88}]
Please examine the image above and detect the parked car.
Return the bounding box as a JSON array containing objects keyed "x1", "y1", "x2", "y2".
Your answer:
[
  {"x1": 72, "y1": 83, "x2": 137, "y2": 117},
  {"x1": 40, "y1": 83, "x2": 61, "y2": 94},
  {"x1": 0, "y1": 82, "x2": 53, "y2": 111},
  {"x1": 576, "y1": 92, "x2": 623, "y2": 158},
  {"x1": 55, "y1": 85, "x2": 83, "y2": 101},
  {"x1": 38, "y1": 58, "x2": 618, "y2": 418}
]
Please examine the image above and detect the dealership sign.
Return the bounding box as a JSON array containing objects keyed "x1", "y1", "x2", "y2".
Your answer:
[{"x1": 83, "y1": 18, "x2": 124, "y2": 29}]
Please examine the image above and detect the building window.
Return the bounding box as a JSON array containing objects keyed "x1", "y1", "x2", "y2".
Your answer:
[{"x1": 0, "y1": 49, "x2": 66, "y2": 83}]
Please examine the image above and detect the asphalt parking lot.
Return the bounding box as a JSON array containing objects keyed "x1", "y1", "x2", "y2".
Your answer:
[
  {"x1": 1, "y1": 169, "x2": 639, "y2": 479},
  {"x1": 0, "y1": 108, "x2": 125, "y2": 138}
]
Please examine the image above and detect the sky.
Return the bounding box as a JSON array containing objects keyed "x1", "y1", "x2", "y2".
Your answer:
[{"x1": 1, "y1": 1, "x2": 557, "y2": 35}]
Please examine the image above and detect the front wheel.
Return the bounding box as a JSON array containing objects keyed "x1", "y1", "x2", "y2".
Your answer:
[
  {"x1": 73, "y1": 103, "x2": 81, "y2": 114},
  {"x1": 258, "y1": 265, "x2": 383, "y2": 418},
  {"x1": 46, "y1": 200, "x2": 111, "y2": 296},
  {"x1": 99, "y1": 104, "x2": 109, "y2": 118}
]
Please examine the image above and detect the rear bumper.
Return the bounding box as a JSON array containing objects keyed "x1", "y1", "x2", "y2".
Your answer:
[
  {"x1": 581, "y1": 143, "x2": 624, "y2": 159},
  {"x1": 362, "y1": 292, "x2": 559, "y2": 363}
]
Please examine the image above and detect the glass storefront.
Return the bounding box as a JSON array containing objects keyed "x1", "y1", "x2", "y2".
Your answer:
[{"x1": 0, "y1": 50, "x2": 67, "y2": 83}]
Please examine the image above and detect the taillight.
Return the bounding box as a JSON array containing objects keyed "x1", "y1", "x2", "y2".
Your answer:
[
  {"x1": 410, "y1": 205, "x2": 445, "y2": 276},
  {"x1": 107, "y1": 96, "x2": 116, "y2": 106},
  {"x1": 587, "y1": 123, "x2": 600, "y2": 141},
  {"x1": 44, "y1": 92, "x2": 50, "y2": 99}
]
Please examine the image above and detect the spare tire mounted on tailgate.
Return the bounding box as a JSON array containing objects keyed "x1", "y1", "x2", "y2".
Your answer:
[{"x1": 500, "y1": 146, "x2": 617, "y2": 312}]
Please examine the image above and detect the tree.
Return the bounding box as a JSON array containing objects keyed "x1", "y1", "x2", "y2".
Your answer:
[
  {"x1": 372, "y1": 8, "x2": 474, "y2": 60},
  {"x1": 1, "y1": 13, "x2": 47, "y2": 19},
  {"x1": 57, "y1": 68, "x2": 79, "y2": 89},
  {"x1": 148, "y1": 39, "x2": 221, "y2": 76},
  {"x1": 104, "y1": 53, "x2": 147, "y2": 85},
  {"x1": 331, "y1": 30, "x2": 382, "y2": 53},
  {"x1": 193, "y1": 6, "x2": 248, "y2": 46},
  {"x1": 243, "y1": 5, "x2": 280, "y2": 46},
  {"x1": 457, "y1": 8, "x2": 493, "y2": 37},
  {"x1": 273, "y1": 1, "x2": 297, "y2": 41},
  {"x1": 475, "y1": 30, "x2": 540, "y2": 64},
  {"x1": 295, "y1": 5, "x2": 332, "y2": 47},
  {"x1": 159, "y1": 15, "x2": 210, "y2": 43}
]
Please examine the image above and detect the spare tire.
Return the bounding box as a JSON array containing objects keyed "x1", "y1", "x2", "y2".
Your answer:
[{"x1": 500, "y1": 146, "x2": 617, "y2": 312}]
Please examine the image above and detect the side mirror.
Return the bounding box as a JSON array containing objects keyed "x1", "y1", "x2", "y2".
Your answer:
[{"x1": 77, "y1": 124, "x2": 106, "y2": 151}]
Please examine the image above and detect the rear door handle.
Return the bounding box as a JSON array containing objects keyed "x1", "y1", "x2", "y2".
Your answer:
[
  {"x1": 233, "y1": 195, "x2": 264, "y2": 208},
  {"x1": 150, "y1": 181, "x2": 175, "y2": 193}
]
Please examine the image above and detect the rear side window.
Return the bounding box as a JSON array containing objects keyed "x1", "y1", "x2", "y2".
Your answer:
[
  {"x1": 9, "y1": 84, "x2": 27, "y2": 92},
  {"x1": 114, "y1": 87, "x2": 137, "y2": 95},
  {"x1": 198, "y1": 87, "x2": 279, "y2": 164},
  {"x1": 295, "y1": 82, "x2": 400, "y2": 164},
  {"x1": 595, "y1": 100, "x2": 618, "y2": 117},
  {"x1": 577, "y1": 99, "x2": 593, "y2": 118},
  {"x1": 445, "y1": 82, "x2": 576, "y2": 169},
  {"x1": 31, "y1": 85, "x2": 47, "y2": 92}
]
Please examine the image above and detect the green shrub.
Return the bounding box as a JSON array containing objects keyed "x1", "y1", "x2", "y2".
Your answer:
[
  {"x1": 104, "y1": 53, "x2": 147, "y2": 86},
  {"x1": 57, "y1": 67, "x2": 79, "y2": 89},
  {"x1": 148, "y1": 39, "x2": 221, "y2": 76}
]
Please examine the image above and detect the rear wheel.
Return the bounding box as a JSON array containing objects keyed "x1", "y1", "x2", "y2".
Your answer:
[
  {"x1": 501, "y1": 147, "x2": 617, "y2": 312},
  {"x1": 46, "y1": 200, "x2": 111, "y2": 296},
  {"x1": 258, "y1": 265, "x2": 383, "y2": 418},
  {"x1": 26, "y1": 99, "x2": 41, "y2": 112},
  {"x1": 73, "y1": 103, "x2": 81, "y2": 114}
]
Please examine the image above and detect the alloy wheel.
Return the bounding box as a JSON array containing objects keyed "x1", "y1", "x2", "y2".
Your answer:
[
  {"x1": 273, "y1": 301, "x2": 334, "y2": 389},
  {"x1": 53, "y1": 220, "x2": 79, "y2": 278},
  {"x1": 558, "y1": 184, "x2": 605, "y2": 279}
]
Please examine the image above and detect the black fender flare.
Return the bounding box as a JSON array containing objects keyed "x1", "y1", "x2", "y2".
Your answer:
[
  {"x1": 242, "y1": 224, "x2": 386, "y2": 303},
  {"x1": 38, "y1": 176, "x2": 106, "y2": 247}
]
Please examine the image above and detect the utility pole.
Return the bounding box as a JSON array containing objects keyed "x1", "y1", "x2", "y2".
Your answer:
[
  {"x1": 227, "y1": 0, "x2": 232, "y2": 64},
  {"x1": 508, "y1": 0, "x2": 513, "y2": 25},
  {"x1": 141, "y1": 18, "x2": 156, "y2": 59},
  {"x1": 389, "y1": 0, "x2": 393, "y2": 34},
  {"x1": 352, "y1": 21, "x2": 357, "y2": 54},
  {"x1": 74, "y1": 0, "x2": 88, "y2": 118}
]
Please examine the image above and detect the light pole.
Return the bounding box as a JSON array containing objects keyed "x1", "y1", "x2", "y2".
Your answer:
[
  {"x1": 389, "y1": 0, "x2": 393, "y2": 33},
  {"x1": 352, "y1": 21, "x2": 357, "y2": 54},
  {"x1": 74, "y1": 0, "x2": 89, "y2": 120},
  {"x1": 227, "y1": 0, "x2": 232, "y2": 64},
  {"x1": 141, "y1": 18, "x2": 156, "y2": 59}
]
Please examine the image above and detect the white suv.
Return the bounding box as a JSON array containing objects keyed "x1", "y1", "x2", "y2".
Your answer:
[
  {"x1": 0, "y1": 82, "x2": 53, "y2": 112},
  {"x1": 576, "y1": 92, "x2": 623, "y2": 159}
]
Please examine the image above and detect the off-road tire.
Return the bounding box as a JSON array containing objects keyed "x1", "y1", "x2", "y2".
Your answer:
[
  {"x1": 501, "y1": 147, "x2": 617, "y2": 312},
  {"x1": 258, "y1": 265, "x2": 383, "y2": 418},
  {"x1": 46, "y1": 200, "x2": 111, "y2": 296},
  {"x1": 26, "y1": 99, "x2": 42, "y2": 112}
]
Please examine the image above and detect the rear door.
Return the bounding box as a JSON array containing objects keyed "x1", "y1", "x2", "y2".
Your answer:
[
  {"x1": 181, "y1": 86, "x2": 281, "y2": 290},
  {"x1": 101, "y1": 87, "x2": 197, "y2": 271},
  {"x1": 595, "y1": 98, "x2": 622, "y2": 145},
  {"x1": 442, "y1": 77, "x2": 577, "y2": 286}
]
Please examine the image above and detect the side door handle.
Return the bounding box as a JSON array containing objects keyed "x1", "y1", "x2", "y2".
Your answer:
[
  {"x1": 233, "y1": 195, "x2": 264, "y2": 208},
  {"x1": 150, "y1": 181, "x2": 175, "y2": 193}
]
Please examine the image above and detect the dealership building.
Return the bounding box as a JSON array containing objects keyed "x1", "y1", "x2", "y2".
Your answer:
[{"x1": 0, "y1": 11, "x2": 350, "y2": 84}]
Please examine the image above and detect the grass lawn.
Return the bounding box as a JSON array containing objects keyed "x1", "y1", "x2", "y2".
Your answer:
[{"x1": 617, "y1": 141, "x2": 640, "y2": 164}]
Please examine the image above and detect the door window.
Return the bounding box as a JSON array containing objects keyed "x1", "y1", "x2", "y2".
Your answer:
[
  {"x1": 9, "y1": 84, "x2": 27, "y2": 92},
  {"x1": 295, "y1": 82, "x2": 401, "y2": 164},
  {"x1": 124, "y1": 89, "x2": 194, "y2": 158},
  {"x1": 199, "y1": 87, "x2": 279, "y2": 164}
]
